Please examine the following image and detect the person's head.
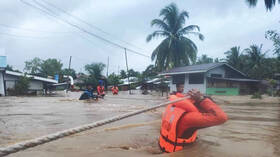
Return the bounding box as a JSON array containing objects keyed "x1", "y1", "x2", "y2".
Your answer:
[{"x1": 176, "y1": 84, "x2": 184, "y2": 93}]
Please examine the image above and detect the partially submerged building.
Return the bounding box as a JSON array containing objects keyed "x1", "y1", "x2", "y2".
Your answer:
[
  {"x1": 159, "y1": 63, "x2": 260, "y2": 95},
  {"x1": 0, "y1": 70, "x2": 58, "y2": 96}
]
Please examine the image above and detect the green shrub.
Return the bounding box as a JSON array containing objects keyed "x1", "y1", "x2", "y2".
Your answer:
[
  {"x1": 251, "y1": 92, "x2": 262, "y2": 99},
  {"x1": 14, "y1": 76, "x2": 30, "y2": 95}
]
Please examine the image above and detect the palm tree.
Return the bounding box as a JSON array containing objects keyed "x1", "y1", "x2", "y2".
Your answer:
[
  {"x1": 224, "y1": 46, "x2": 244, "y2": 71},
  {"x1": 246, "y1": 0, "x2": 279, "y2": 11},
  {"x1": 196, "y1": 54, "x2": 214, "y2": 64},
  {"x1": 147, "y1": 3, "x2": 204, "y2": 71},
  {"x1": 244, "y1": 44, "x2": 266, "y2": 79}
]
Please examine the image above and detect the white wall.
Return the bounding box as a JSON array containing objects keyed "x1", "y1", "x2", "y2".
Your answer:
[
  {"x1": 0, "y1": 72, "x2": 4, "y2": 96},
  {"x1": 29, "y1": 80, "x2": 43, "y2": 90},
  {"x1": 4, "y1": 74, "x2": 44, "y2": 90},
  {"x1": 169, "y1": 73, "x2": 207, "y2": 94},
  {"x1": 184, "y1": 73, "x2": 206, "y2": 94}
]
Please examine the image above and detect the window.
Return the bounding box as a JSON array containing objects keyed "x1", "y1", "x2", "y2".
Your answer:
[
  {"x1": 172, "y1": 74, "x2": 185, "y2": 84},
  {"x1": 189, "y1": 73, "x2": 204, "y2": 84},
  {"x1": 211, "y1": 74, "x2": 222, "y2": 78}
]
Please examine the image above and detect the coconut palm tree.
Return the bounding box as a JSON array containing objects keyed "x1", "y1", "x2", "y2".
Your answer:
[
  {"x1": 224, "y1": 46, "x2": 245, "y2": 71},
  {"x1": 246, "y1": 0, "x2": 279, "y2": 11},
  {"x1": 147, "y1": 3, "x2": 204, "y2": 71},
  {"x1": 244, "y1": 44, "x2": 267, "y2": 79}
]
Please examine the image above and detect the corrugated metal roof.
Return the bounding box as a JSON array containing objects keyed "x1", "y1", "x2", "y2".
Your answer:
[
  {"x1": 208, "y1": 77, "x2": 260, "y2": 82},
  {"x1": 159, "y1": 63, "x2": 224, "y2": 75},
  {"x1": 159, "y1": 63, "x2": 246, "y2": 77}
]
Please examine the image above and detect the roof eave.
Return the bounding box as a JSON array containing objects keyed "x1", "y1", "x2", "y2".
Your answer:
[{"x1": 159, "y1": 70, "x2": 206, "y2": 76}]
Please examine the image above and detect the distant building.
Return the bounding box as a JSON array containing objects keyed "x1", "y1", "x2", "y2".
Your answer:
[
  {"x1": 159, "y1": 63, "x2": 260, "y2": 95},
  {"x1": 0, "y1": 70, "x2": 57, "y2": 96}
]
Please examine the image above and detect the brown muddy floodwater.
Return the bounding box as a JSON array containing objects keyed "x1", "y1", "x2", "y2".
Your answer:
[{"x1": 0, "y1": 91, "x2": 280, "y2": 157}]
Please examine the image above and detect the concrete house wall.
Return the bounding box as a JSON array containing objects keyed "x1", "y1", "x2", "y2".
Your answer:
[
  {"x1": 5, "y1": 74, "x2": 44, "y2": 90},
  {"x1": 0, "y1": 71, "x2": 4, "y2": 96}
]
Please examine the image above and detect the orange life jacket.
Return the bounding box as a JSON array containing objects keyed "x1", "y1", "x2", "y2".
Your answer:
[
  {"x1": 159, "y1": 104, "x2": 197, "y2": 153},
  {"x1": 112, "y1": 87, "x2": 118, "y2": 94},
  {"x1": 97, "y1": 86, "x2": 105, "y2": 95}
]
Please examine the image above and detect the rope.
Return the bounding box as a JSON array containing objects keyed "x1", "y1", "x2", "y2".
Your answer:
[{"x1": 0, "y1": 96, "x2": 189, "y2": 157}]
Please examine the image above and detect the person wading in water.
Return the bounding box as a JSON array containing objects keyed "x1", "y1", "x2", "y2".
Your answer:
[{"x1": 159, "y1": 84, "x2": 228, "y2": 153}]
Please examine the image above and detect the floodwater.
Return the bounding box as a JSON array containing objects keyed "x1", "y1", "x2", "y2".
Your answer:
[{"x1": 0, "y1": 91, "x2": 280, "y2": 157}]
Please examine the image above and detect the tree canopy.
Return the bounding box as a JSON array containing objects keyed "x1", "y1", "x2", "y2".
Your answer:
[{"x1": 147, "y1": 3, "x2": 204, "y2": 71}]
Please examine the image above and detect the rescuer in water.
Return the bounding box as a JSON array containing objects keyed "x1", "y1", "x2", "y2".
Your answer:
[
  {"x1": 97, "y1": 81, "x2": 105, "y2": 98},
  {"x1": 111, "y1": 85, "x2": 119, "y2": 95},
  {"x1": 79, "y1": 84, "x2": 98, "y2": 100},
  {"x1": 159, "y1": 84, "x2": 228, "y2": 153}
]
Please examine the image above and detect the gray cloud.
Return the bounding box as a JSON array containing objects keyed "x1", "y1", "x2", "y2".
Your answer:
[{"x1": 0, "y1": 0, "x2": 279, "y2": 75}]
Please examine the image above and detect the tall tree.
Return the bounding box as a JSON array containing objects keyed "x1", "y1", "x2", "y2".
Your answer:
[
  {"x1": 147, "y1": 3, "x2": 204, "y2": 71},
  {"x1": 244, "y1": 44, "x2": 266, "y2": 79},
  {"x1": 84, "y1": 63, "x2": 105, "y2": 79},
  {"x1": 266, "y1": 30, "x2": 280, "y2": 56},
  {"x1": 120, "y1": 70, "x2": 127, "y2": 79},
  {"x1": 246, "y1": 0, "x2": 279, "y2": 11},
  {"x1": 40, "y1": 59, "x2": 63, "y2": 77},
  {"x1": 24, "y1": 57, "x2": 42, "y2": 75},
  {"x1": 196, "y1": 54, "x2": 214, "y2": 64},
  {"x1": 224, "y1": 46, "x2": 245, "y2": 71},
  {"x1": 61, "y1": 68, "x2": 77, "y2": 79}
]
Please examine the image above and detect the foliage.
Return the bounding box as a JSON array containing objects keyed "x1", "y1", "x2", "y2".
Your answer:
[
  {"x1": 142, "y1": 64, "x2": 158, "y2": 79},
  {"x1": 61, "y1": 68, "x2": 77, "y2": 79},
  {"x1": 6, "y1": 64, "x2": 21, "y2": 73},
  {"x1": 196, "y1": 55, "x2": 214, "y2": 64},
  {"x1": 40, "y1": 58, "x2": 63, "y2": 77},
  {"x1": 120, "y1": 70, "x2": 127, "y2": 79},
  {"x1": 24, "y1": 57, "x2": 42, "y2": 74},
  {"x1": 24, "y1": 58, "x2": 63, "y2": 77},
  {"x1": 224, "y1": 46, "x2": 245, "y2": 71},
  {"x1": 244, "y1": 44, "x2": 267, "y2": 79},
  {"x1": 147, "y1": 3, "x2": 204, "y2": 71},
  {"x1": 108, "y1": 73, "x2": 122, "y2": 85},
  {"x1": 266, "y1": 30, "x2": 280, "y2": 56},
  {"x1": 251, "y1": 92, "x2": 262, "y2": 99},
  {"x1": 14, "y1": 75, "x2": 30, "y2": 95},
  {"x1": 246, "y1": 0, "x2": 280, "y2": 11},
  {"x1": 83, "y1": 63, "x2": 105, "y2": 87},
  {"x1": 85, "y1": 63, "x2": 105, "y2": 79}
]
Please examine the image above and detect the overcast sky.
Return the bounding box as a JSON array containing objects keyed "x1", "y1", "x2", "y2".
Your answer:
[{"x1": 0, "y1": 0, "x2": 279, "y2": 75}]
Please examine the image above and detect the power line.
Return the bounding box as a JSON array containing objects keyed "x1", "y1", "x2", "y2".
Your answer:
[
  {"x1": 20, "y1": 0, "x2": 150, "y2": 58},
  {"x1": 39, "y1": 0, "x2": 146, "y2": 51}
]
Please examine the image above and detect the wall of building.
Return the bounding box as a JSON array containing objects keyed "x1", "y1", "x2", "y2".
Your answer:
[
  {"x1": 0, "y1": 71, "x2": 5, "y2": 96},
  {"x1": 4, "y1": 74, "x2": 44, "y2": 90},
  {"x1": 184, "y1": 73, "x2": 206, "y2": 93},
  {"x1": 169, "y1": 73, "x2": 207, "y2": 94},
  {"x1": 206, "y1": 66, "x2": 225, "y2": 77}
]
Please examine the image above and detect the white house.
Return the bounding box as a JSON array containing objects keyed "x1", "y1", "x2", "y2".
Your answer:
[
  {"x1": 0, "y1": 70, "x2": 57, "y2": 96},
  {"x1": 159, "y1": 63, "x2": 260, "y2": 95}
]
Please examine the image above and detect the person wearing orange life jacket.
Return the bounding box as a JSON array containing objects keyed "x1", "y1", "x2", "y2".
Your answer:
[
  {"x1": 111, "y1": 85, "x2": 119, "y2": 95},
  {"x1": 97, "y1": 81, "x2": 105, "y2": 98},
  {"x1": 159, "y1": 84, "x2": 228, "y2": 153}
]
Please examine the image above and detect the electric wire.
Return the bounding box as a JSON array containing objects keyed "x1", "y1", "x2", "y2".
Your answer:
[{"x1": 20, "y1": 0, "x2": 150, "y2": 58}]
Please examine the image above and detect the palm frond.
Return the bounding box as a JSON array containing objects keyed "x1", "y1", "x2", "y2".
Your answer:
[
  {"x1": 178, "y1": 25, "x2": 200, "y2": 35},
  {"x1": 185, "y1": 32, "x2": 205, "y2": 41},
  {"x1": 151, "y1": 19, "x2": 170, "y2": 32},
  {"x1": 146, "y1": 31, "x2": 169, "y2": 42}
]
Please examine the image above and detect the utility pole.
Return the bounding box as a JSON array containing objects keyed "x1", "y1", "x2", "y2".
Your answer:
[
  {"x1": 68, "y1": 56, "x2": 72, "y2": 70},
  {"x1": 106, "y1": 56, "x2": 109, "y2": 78},
  {"x1": 124, "y1": 48, "x2": 131, "y2": 94}
]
